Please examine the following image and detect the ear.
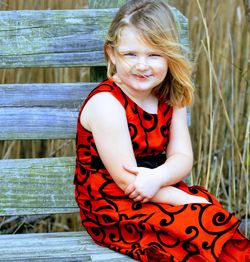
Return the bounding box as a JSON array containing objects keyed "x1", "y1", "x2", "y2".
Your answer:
[{"x1": 105, "y1": 45, "x2": 116, "y2": 65}]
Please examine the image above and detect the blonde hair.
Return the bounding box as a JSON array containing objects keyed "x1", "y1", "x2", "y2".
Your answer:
[{"x1": 104, "y1": 0, "x2": 194, "y2": 107}]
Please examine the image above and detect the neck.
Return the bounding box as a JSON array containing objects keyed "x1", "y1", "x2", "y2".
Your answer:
[
  {"x1": 119, "y1": 83, "x2": 153, "y2": 102},
  {"x1": 117, "y1": 82, "x2": 158, "y2": 114}
]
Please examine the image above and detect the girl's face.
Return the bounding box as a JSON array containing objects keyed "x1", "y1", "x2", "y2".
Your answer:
[{"x1": 106, "y1": 26, "x2": 168, "y2": 96}]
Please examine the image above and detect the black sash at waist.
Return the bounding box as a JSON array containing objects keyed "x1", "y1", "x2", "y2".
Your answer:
[{"x1": 91, "y1": 153, "x2": 166, "y2": 170}]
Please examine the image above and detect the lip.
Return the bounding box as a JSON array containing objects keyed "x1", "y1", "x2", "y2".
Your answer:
[{"x1": 133, "y1": 74, "x2": 152, "y2": 79}]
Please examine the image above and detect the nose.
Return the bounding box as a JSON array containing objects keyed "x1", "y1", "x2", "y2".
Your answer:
[{"x1": 135, "y1": 57, "x2": 149, "y2": 71}]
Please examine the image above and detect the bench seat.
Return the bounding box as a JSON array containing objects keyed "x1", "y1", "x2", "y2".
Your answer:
[{"x1": 0, "y1": 231, "x2": 135, "y2": 261}]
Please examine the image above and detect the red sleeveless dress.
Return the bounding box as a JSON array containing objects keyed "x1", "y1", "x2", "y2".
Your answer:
[{"x1": 74, "y1": 79, "x2": 249, "y2": 261}]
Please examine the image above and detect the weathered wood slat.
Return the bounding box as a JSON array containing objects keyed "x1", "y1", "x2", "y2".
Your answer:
[
  {"x1": 0, "y1": 83, "x2": 95, "y2": 107},
  {"x1": 0, "y1": 231, "x2": 136, "y2": 261},
  {"x1": 0, "y1": 83, "x2": 96, "y2": 140},
  {"x1": 0, "y1": 107, "x2": 78, "y2": 140},
  {"x1": 89, "y1": 0, "x2": 126, "y2": 8},
  {"x1": 0, "y1": 157, "x2": 78, "y2": 216},
  {"x1": 0, "y1": 9, "x2": 116, "y2": 68},
  {"x1": 0, "y1": 7, "x2": 189, "y2": 68}
]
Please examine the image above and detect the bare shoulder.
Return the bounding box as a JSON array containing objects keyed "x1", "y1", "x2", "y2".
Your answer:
[
  {"x1": 80, "y1": 92, "x2": 126, "y2": 131},
  {"x1": 172, "y1": 106, "x2": 188, "y2": 125},
  {"x1": 172, "y1": 106, "x2": 187, "y2": 116}
]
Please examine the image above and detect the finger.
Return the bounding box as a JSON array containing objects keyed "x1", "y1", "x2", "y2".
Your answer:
[
  {"x1": 133, "y1": 195, "x2": 144, "y2": 202},
  {"x1": 123, "y1": 165, "x2": 139, "y2": 175},
  {"x1": 124, "y1": 183, "x2": 136, "y2": 195},
  {"x1": 129, "y1": 190, "x2": 139, "y2": 199},
  {"x1": 141, "y1": 198, "x2": 149, "y2": 203}
]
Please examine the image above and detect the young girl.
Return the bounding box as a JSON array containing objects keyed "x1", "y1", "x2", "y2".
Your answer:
[{"x1": 74, "y1": 0, "x2": 249, "y2": 261}]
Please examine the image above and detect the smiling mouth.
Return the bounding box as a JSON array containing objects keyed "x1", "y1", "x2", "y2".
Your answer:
[{"x1": 133, "y1": 74, "x2": 152, "y2": 79}]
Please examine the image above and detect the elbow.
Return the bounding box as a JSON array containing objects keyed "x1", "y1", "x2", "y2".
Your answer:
[
  {"x1": 116, "y1": 179, "x2": 128, "y2": 192},
  {"x1": 107, "y1": 165, "x2": 137, "y2": 192}
]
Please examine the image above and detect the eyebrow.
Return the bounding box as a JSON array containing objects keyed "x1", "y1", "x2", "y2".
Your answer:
[{"x1": 117, "y1": 48, "x2": 162, "y2": 54}]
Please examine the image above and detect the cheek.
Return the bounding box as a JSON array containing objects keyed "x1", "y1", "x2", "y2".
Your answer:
[
  {"x1": 155, "y1": 62, "x2": 168, "y2": 76},
  {"x1": 116, "y1": 61, "x2": 131, "y2": 75}
]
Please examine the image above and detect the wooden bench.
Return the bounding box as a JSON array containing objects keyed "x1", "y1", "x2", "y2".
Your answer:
[{"x1": 0, "y1": 1, "x2": 193, "y2": 261}]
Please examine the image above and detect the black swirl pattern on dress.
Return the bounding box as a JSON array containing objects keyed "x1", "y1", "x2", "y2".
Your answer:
[
  {"x1": 182, "y1": 241, "x2": 200, "y2": 261},
  {"x1": 74, "y1": 166, "x2": 90, "y2": 185},
  {"x1": 128, "y1": 123, "x2": 138, "y2": 139},
  {"x1": 160, "y1": 124, "x2": 168, "y2": 137},
  {"x1": 120, "y1": 222, "x2": 143, "y2": 244},
  {"x1": 99, "y1": 180, "x2": 128, "y2": 200},
  {"x1": 166, "y1": 116, "x2": 172, "y2": 129},
  {"x1": 131, "y1": 201, "x2": 143, "y2": 210},
  {"x1": 116, "y1": 85, "x2": 129, "y2": 109},
  {"x1": 128, "y1": 123, "x2": 140, "y2": 150},
  {"x1": 163, "y1": 104, "x2": 172, "y2": 116},
  {"x1": 156, "y1": 230, "x2": 180, "y2": 248},
  {"x1": 141, "y1": 111, "x2": 158, "y2": 132},
  {"x1": 185, "y1": 226, "x2": 199, "y2": 241},
  {"x1": 160, "y1": 216, "x2": 174, "y2": 227},
  {"x1": 87, "y1": 184, "x2": 95, "y2": 199},
  {"x1": 89, "y1": 226, "x2": 106, "y2": 244},
  {"x1": 148, "y1": 241, "x2": 166, "y2": 252},
  {"x1": 76, "y1": 145, "x2": 91, "y2": 164},
  {"x1": 197, "y1": 204, "x2": 237, "y2": 234},
  {"x1": 135, "y1": 104, "x2": 150, "y2": 154},
  {"x1": 150, "y1": 202, "x2": 188, "y2": 216}
]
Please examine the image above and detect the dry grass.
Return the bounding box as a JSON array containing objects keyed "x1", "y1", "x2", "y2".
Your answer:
[{"x1": 0, "y1": 0, "x2": 249, "y2": 236}]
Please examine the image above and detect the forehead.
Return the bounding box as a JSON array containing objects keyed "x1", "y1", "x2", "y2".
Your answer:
[{"x1": 117, "y1": 26, "x2": 158, "y2": 52}]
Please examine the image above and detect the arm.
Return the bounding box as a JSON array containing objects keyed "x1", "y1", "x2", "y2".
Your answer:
[
  {"x1": 124, "y1": 167, "x2": 209, "y2": 205},
  {"x1": 81, "y1": 92, "x2": 137, "y2": 191},
  {"x1": 154, "y1": 106, "x2": 194, "y2": 186},
  {"x1": 124, "y1": 106, "x2": 193, "y2": 192},
  {"x1": 124, "y1": 107, "x2": 209, "y2": 204}
]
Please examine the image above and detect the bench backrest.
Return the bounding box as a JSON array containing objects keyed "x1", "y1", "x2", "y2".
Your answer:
[{"x1": 0, "y1": 0, "x2": 189, "y2": 216}]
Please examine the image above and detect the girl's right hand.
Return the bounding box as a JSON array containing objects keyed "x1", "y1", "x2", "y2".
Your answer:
[
  {"x1": 125, "y1": 183, "x2": 150, "y2": 203},
  {"x1": 123, "y1": 165, "x2": 161, "y2": 203}
]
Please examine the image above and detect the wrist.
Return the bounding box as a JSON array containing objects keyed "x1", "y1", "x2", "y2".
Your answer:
[{"x1": 153, "y1": 167, "x2": 167, "y2": 187}]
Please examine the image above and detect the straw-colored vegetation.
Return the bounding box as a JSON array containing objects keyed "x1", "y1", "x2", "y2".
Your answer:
[{"x1": 0, "y1": 0, "x2": 249, "y2": 236}]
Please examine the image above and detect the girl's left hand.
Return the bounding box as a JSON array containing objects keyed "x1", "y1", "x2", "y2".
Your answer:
[{"x1": 123, "y1": 165, "x2": 161, "y2": 203}]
